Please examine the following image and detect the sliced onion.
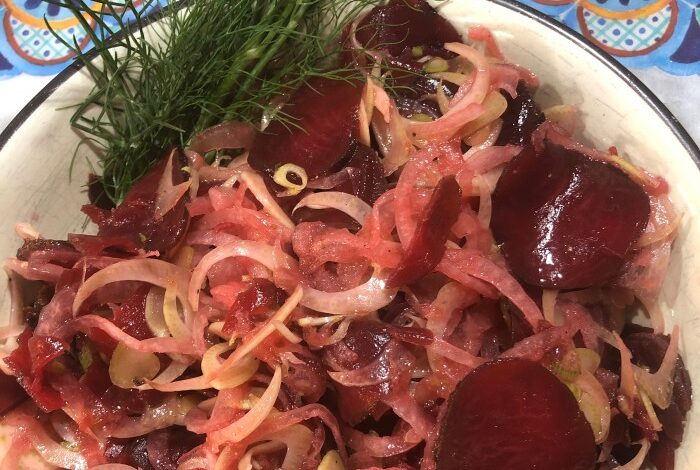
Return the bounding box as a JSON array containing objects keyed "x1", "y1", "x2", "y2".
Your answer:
[
  {"x1": 438, "y1": 249, "x2": 543, "y2": 330},
  {"x1": 163, "y1": 285, "x2": 190, "y2": 338},
  {"x1": 32, "y1": 430, "x2": 88, "y2": 469},
  {"x1": 235, "y1": 441, "x2": 282, "y2": 470},
  {"x1": 462, "y1": 121, "x2": 504, "y2": 161},
  {"x1": 211, "y1": 287, "x2": 302, "y2": 379},
  {"x1": 429, "y1": 339, "x2": 485, "y2": 368},
  {"x1": 188, "y1": 240, "x2": 280, "y2": 311},
  {"x1": 107, "y1": 395, "x2": 196, "y2": 439},
  {"x1": 614, "y1": 332, "x2": 637, "y2": 418},
  {"x1": 573, "y1": 370, "x2": 611, "y2": 444},
  {"x1": 14, "y1": 222, "x2": 41, "y2": 240},
  {"x1": 109, "y1": 342, "x2": 161, "y2": 389},
  {"x1": 615, "y1": 440, "x2": 650, "y2": 470},
  {"x1": 460, "y1": 90, "x2": 507, "y2": 138},
  {"x1": 72, "y1": 259, "x2": 191, "y2": 320},
  {"x1": 464, "y1": 144, "x2": 521, "y2": 175},
  {"x1": 56, "y1": 315, "x2": 195, "y2": 354},
  {"x1": 634, "y1": 325, "x2": 679, "y2": 409},
  {"x1": 210, "y1": 366, "x2": 282, "y2": 446},
  {"x1": 145, "y1": 287, "x2": 168, "y2": 337},
  {"x1": 239, "y1": 169, "x2": 295, "y2": 229},
  {"x1": 273, "y1": 163, "x2": 308, "y2": 197},
  {"x1": 542, "y1": 289, "x2": 559, "y2": 325},
  {"x1": 137, "y1": 359, "x2": 192, "y2": 391},
  {"x1": 447, "y1": 43, "x2": 490, "y2": 107},
  {"x1": 543, "y1": 104, "x2": 578, "y2": 136},
  {"x1": 318, "y1": 450, "x2": 344, "y2": 470},
  {"x1": 201, "y1": 343, "x2": 259, "y2": 390},
  {"x1": 300, "y1": 272, "x2": 397, "y2": 316},
  {"x1": 293, "y1": 192, "x2": 372, "y2": 225},
  {"x1": 155, "y1": 149, "x2": 191, "y2": 219},
  {"x1": 250, "y1": 424, "x2": 315, "y2": 470}
]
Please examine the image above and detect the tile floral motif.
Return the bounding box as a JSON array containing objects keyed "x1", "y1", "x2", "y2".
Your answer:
[
  {"x1": 0, "y1": 0, "x2": 697, "y2": 78},
  {"x1": 0, "y1": 0, "x2": 164, "y2": 78},
  {"x1": 520, "y1": 0, "x2": 700, "y2": 74}
]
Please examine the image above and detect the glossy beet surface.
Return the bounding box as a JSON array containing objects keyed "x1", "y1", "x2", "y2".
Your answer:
[
  {"x1": 491, "y1": 142, "x2": 650, "y2": 289},
  {"x1": 387, "y1": 175, "x2": 462, "y2": 288},
  {"x1": 356, "y1": 0, "x2": 462, "y2": 57},
  {"x1": 435, "y1": 358, "x2": 596, "y2": 470},
  {"x1": 82, "y1": 152, "x2": 190, "y2": 254},
  {"x1": 248, "y1": 77, "x2": 364, "y2": 179},
  {"x1": 496, "y1": 82, "x2": 545, "y2": 146}
]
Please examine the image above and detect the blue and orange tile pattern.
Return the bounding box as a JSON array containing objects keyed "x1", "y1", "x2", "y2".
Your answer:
[{"x1": 0, "y1": 0, "x2": 698, "y2": 78}]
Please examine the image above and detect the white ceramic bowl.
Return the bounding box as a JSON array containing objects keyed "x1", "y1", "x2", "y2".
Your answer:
[{"x1": 0, "y1": 0, "x2": 698, "y2": 467}]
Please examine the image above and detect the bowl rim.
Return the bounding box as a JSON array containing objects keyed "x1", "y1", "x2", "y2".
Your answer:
[{"x1": 0, "y1": 0, "x2": 698, "y2": 164}]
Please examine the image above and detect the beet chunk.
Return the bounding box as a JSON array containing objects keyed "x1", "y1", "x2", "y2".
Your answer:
[
  {"x1": 435, "y1": 358, "x2": 596, "y2": 470},
  {"x1": 387, "y1": 175, "x2": 462, "y2": 288},
  {"x1": 495, "y1": 82, "x2": 545, "y2": 146},
  {"x1": 248, "y1": 77, "x2": 364, "y2": 179},
  {"x1": 356, "y1": 0, "x2": 462, "y2": 57},
  {"x1": 81, "y1": 151, "x2": 190, "y2": 254},
  {"x1": 491, "y1": 142, "x2": 650, "y2": 289}
]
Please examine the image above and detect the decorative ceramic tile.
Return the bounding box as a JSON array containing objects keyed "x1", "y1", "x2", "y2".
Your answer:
[
  {"x1": 520, "y1": 0, "x2": 700, "y2": 74},
  {"x1": 0, "y1": 0, "x2": 165, "y2": 78}
]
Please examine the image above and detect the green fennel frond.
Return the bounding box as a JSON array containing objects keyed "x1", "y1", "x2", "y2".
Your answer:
[{"x1": 48, "y1": 0, "x2": 381, "y2": 204}]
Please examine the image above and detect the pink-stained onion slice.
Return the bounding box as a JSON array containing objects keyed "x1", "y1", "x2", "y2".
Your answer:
[
  {"x1": 614, "y1": 332, "x2": 637, "y2": 418},
  {"x1": 188, "y1": 240, "x2": 281, "y2": 311},
  {"x1": 634, "y1": 325, "x2": 680, "y2": 409},
  {"x1": 56, "y1": 315, "x2": 195, "y2": 355},
  {"x1": 615, "y1": 439, "x2": 650, "y2": 470},
  {"x1": 210, "y1": 287, "x2": 303, "y2": 379},
  {"x1": 300, "y1": 272, "x2": 397, "y2": 316},
  {"x1": 239, "y1": 169, "x2": 295, "y2": 229},
  {"x1": 107, "y1": 395, "x2": 194, "y2": 439},
  {"x1": 293, "y1": 191, "x2": 372, "y2": 226},
  {"x1": 155, "y1": 149, "x2": 191, "y2": 220},
  {"x1": 429, "y1": 339, "x2": 486, "y2": 369},
  {"x1": 574, "y1": 370, "x2": 611, "y2": 444},
  {"x1": 438, "y1": 249, "x2": 543, "y2": 330},
  {"x1": 72, "y1": 258, "x2": 191, "y2": 319},
  {"x1": 463, "y1": 145, "x2": 521, "y2": 174},
  {"x1": 209, "y1": 366, "x2": 282, "y2": 446}
]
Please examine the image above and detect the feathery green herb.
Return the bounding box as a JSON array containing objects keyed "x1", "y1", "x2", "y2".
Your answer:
[{"x1": 49, "y1": 0, "x2": 380, "y2": 204}]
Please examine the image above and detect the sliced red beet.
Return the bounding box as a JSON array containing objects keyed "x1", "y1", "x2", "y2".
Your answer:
[
  {"x1": 495, "y1": 81, "x2": 545, "y2": 146},
  {"x1": 491, "y1": 142, "x2": 650, "y2": 289},
  {"x1": 112, "y1": 285, "x2": 153, "y2": 341},
  {"x1": 336, "y1": 143, "x2": 387, "y2": 205},
  {"x1": 4, "y1": 329, "x2": 67, "y2": 412},
  {"x1": 387, "y1": 175, "x2": 462, "y2": 288},
  {"x1": 323, "y1": 320, "x2": 393, "y2": 425},
  {"x1": 16, "y1": 239, "x2": 80, "y2": 268},
  {"x1": 81, "y1": 150, "x2": 190, "y2": 254},
  {"x1": 356, "y1": 0, "x2": 462, "y2": 57},
  {"x1": 248, "y1": 77, "x2": 364, "y2": 179},
  {"x1": 222, "y1": 278, "x2": 286, "y2": 335},
  {"x1": 435, "y1": 358, "x2": 596, "y2": 470}
]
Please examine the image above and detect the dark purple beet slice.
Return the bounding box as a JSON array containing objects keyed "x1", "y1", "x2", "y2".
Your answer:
[
  {"x1": 335, "y1": 143, "x2": 387, "y2": 205},
  {"x1": 248, "y1": 77, "x2": 364, "y2": 179},
  {"x1": 356, "y1": 0, "x2": 462, "y2": 57},
  {"x1": 495, "y1": 82, "x2": 545, "y2": 146},
  {"x1": 491, "y1": 142, "x2": 650, "y2": 289},
  {"x1": 81, "y1": 150, "x2": 190, "y2": 254},
  {"x1": 387, "y1": 175, "x2": 461, "y2": 288},
  {"x1": 435, "y1": 358, "x2": 596, "y2": 470}
]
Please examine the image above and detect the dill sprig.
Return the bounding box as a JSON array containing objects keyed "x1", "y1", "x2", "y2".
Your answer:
[{"x1": 48, "y1": 0, "x2": 380, "y2": 204}]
